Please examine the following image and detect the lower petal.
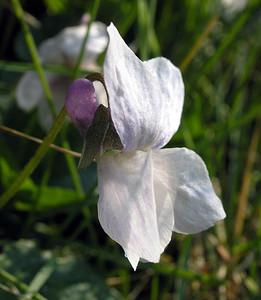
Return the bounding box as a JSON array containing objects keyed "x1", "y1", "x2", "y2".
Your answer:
[{"x1": 97, "y1": 151, "x2": 162, "y2": 270}]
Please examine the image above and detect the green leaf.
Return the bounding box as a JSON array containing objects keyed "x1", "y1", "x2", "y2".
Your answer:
[
  {"x1": 15, "y1": 186, "x2": 83, "y2": 211},
  {"x1": 0, "y1": 158, "x2": 36, "y2": 193},
  {"x1": 0, "y1": 158, "x2": 83, "y2": 211}
]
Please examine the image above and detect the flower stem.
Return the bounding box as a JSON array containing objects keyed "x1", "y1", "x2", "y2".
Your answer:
[
  {"x1": 0, "y1": 59, "x2": 87, "y2": 76},
  {"x1": 0, "y1": 268, "x2": 47, "y2": 300},
  {"x1": 11, "y1": 0, "x2": 56, "y2": 116},
  {"x1": 61, "y1": 133, "x2": 84, "y2": 197},
  {"x1": 0, "y1": 108, "x2": 66, "y2": 209},
  {"x1": 73, "y1": 0, "x2": 101, "y2": 78},
  {"x1": 234, "y1": 122, "x2": 260, "y2": 237},
  {"x1": 180, "y1": 15, "x2": 219, "y2": 72},
  {"x1": 0, "y1": 124, "x2": 81, "y2": 158}
]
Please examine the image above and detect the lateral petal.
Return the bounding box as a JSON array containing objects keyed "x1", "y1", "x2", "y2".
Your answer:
[{"x1": 153, "y1": 148, "x2": 226, "y2": 234}]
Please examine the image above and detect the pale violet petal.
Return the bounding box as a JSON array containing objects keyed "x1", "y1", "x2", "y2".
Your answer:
[
  {"x1": 16, "y1": 71, "x2": 43, "y2": 112},
  {"x1": 152, "y1": 148, "x2": 226, "y2": 234},
  {"x1": 104, "y1": 23, "x2": 184, "y2": 151},
  {"x1": 97, "y1": 151, "x2": 162, "y2": 269}
]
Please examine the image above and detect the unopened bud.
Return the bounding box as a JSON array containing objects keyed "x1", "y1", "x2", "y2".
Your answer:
[{"x1": 65, "y1": 78, "x2": 98, "y2": 135}]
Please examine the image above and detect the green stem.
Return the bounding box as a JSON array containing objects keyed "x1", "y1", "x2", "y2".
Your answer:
[
  {"x1": 22, "y1": 260, "x2": 56, "y2": 299},
  {"x1": 61, "y1": 135, "x2": 84, "y2": 197},
  {"x1": 150, "y1": 274, "x2": 159, "y2": 300},
  {"x1": 0, "y1": 268, "x2": 47, "y2": 300},
  {"x1": 180, "y1": 15, "x2": 219, "y2": 72},
  {"x1": 73, "y1": 0, "x2": 101, "y2": 78},
  {"x1": 0, "y1": 108, "x2": 66, "y2": 208},
  {"x1": 11, "y1": 0, "x2": 56, "y2": 116},
  {"x1": 0, "y1": 60, "x2": 87, "y2": 76}
]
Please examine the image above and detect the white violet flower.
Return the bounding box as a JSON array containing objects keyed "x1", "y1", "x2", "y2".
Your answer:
[
  {"x1": 16, "y1": 20, "x2": 108, "y2": 131},
  {"x1": 65, "y1": 23, "x2": 226, "y2": 270}
]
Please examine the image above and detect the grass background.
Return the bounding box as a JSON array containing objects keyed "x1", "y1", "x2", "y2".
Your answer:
[{"x1": 0, "y1": 0, "x2": 260, "y2": 299}]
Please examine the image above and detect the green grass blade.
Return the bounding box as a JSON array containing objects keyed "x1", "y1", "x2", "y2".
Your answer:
[
  {"x1": 0, "y1": 108, "x2": 66, "y2": 208},
  {"x1": 11, "y1": 0, "x2": 56, "y2": 116}
]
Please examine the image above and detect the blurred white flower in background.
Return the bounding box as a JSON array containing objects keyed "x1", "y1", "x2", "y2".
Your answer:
[
  {"x1": 222, "y1": 0, "x2": 247, "y2": 14},
  {"x1": 16, "y1": 20, "x2": 108, "y2": 131}
]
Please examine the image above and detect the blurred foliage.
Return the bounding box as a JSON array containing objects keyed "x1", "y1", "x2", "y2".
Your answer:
[
  {"x1": 0, "y1": 0, "x2": 260, "y2": 299},
  {"x1": 0, "y1": 240, "x2": 121, "y2": 299}
]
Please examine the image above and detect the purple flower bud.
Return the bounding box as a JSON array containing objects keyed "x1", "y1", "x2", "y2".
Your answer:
[{"x1": 65, "y1": 78, "x2": 98, "y2": 135}]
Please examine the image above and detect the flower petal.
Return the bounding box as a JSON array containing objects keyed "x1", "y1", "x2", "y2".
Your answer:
[
  {"x1": 16, "y1": 71, "x2": 43, "y2": 112},
  {"x1": 104, "y1": 23, "x2": 184, "y2": 151},
  {"x1": 153, "y1": 178, "x2": 174, "y2": 250},
  {"x1": 93, "y1": 81, "x2": 108, "y2": 107},
  {"x1": 152, "y1": 148, "x2": 226, "y2": 234},
  {"x1": 59, "y1": 22, "x2": 108, "y2": 69},
  {"x1": 65, "y1": 78, "x2": 98, "y2": 135},
  {"x1": 97, "y1": 151, "x2": 162, "y2": 270}
]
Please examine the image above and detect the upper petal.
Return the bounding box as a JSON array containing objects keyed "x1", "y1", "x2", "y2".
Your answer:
[
  {"x1": 97, "y1": 151, "x2": 162, "y2": 270},
  {"x1": 104, "y1": 23, "x2": 184, "y2": 151},
  {"x1": 152, "y1": 148, "x2": 226, "y2": 234}
]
